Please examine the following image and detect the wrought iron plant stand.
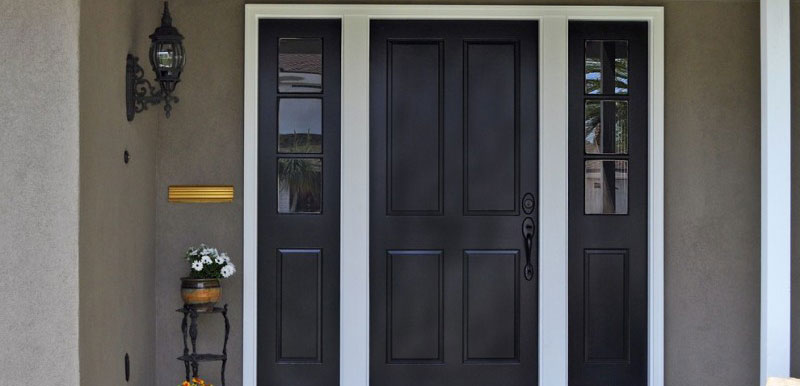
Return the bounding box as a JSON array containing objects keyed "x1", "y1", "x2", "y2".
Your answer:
[{"x1": 177, "y1": 304, "x2": 230, "y2": 385}]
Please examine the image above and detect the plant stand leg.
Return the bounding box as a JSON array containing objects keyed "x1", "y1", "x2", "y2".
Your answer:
[
  {"x1": 181, "y1": 310, "x2": 190, "y2": 381},
  {"x1": 221, "y1": 304, "x2": 230, "y2": 386},
  {"x1": 221, "y1": 359, "x2": 227, "y2": 386},
  {"x1": 189, "y1": 309, "x2": 199, "y2": 378}
]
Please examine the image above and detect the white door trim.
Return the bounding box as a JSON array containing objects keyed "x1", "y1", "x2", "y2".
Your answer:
[
  {"x1": 759, "y1": 0, "x2": 791, "y2": 383},
  {"x1": 243, "y1": 6, "x2": 665, "y2": 386},
  {"x1": 538, "y1": 15, "x2": 569, "y2": 386}
]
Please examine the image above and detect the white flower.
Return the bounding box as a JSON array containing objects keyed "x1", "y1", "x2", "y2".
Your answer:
[
  {"x1": 189, "y1": 248, "x2": 198, "y2": 256},
  {"x1": 200, "y1": 248, "x2": 210, "y2": 256},
  {"x1": 191, "y1": 261, "x2": 204, "y2": 271},
  {"x1": 220, "y1": 263, "x2": 236, "y2": 278},
  {"x1": 219, "y1": 252, "x2": 230, "y2": 264},
  {"x1": 215, "y1": 256, "x2": 226, "y2": 264},
  {"x1": 200, "y1": 255, "x2": 212, "y2": 265}
]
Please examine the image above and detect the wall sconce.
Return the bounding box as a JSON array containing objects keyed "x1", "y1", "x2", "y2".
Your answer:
[{"x1": 126, "y1": 2, "x2": 185, "y2": 121}]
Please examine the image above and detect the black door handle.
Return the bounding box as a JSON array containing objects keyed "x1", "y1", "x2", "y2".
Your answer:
[{"x1": 522, "y1": 217, "x2": 535, "y2": 281}]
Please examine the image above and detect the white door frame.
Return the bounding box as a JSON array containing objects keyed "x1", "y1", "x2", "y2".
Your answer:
[
  {"x1": 243, "y1": 5, "x2": 665, "y2": 386},
  {"x1": 759, "y1": 0, "x2": 791, "y2": 384}
]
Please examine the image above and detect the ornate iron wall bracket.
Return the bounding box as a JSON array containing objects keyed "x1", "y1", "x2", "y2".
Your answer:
[{"x1": 126, "y1": 54, "x2": 179, "y2": 121}]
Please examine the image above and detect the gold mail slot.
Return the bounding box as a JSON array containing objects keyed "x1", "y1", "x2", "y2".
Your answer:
[{"x1": 168, "y1": 186, "x2": 234, "y2": 203}]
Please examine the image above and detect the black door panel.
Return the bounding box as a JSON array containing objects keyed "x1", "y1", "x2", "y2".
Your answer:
[
  {"x1": 370, "y1": 20, "x2": 539, "y2": 386},
  {"x1": 568, "y1": 21, "x2": 648, "y2": 386},
  {"x1": 257, "y1": 19, "x2": 340, "y2": 386}
]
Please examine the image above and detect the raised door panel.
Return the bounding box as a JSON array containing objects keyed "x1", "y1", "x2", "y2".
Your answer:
[
  {"x1": 464, "y1": 42, "x2": 519, "y2": 215},
  {"x1": 387, "y1": 41, "x2": 443, "y2": 215},
  {"x1": 277, "y1": 249, "x2": 322, "y2": 362},
  {"x1": 463, "y1": 250, "x2": 519, "y2": 363},
  {"x1": 584, "y1": 249, "x2": 629, "y2": 363},
  {"x1": 387, "y1": 250, "x2": 443, "y2": 363}
]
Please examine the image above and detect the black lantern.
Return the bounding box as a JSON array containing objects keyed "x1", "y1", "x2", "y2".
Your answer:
[{"x1": 126, "y1": 2, "x2": 185, "y2": 121}]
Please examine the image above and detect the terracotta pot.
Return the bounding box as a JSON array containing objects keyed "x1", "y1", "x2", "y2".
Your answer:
[{"x1": 181, "y1": 277, "x2": 221, "y2": 311}]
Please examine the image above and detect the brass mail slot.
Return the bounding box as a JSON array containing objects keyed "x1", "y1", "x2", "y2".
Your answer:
[{"x1": 168, "y1": 186, "x2": 234, "y2": 203}]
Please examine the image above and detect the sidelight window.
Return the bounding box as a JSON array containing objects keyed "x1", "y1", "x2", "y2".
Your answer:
[
  {"x1": 584, "y1": 40, "x2": 628, "y2": 95},
  {"x1": 278, "y1": 158, "x2": 322, "y2": 213},
  {"x1": 584, "y1": 160, "x2": 628, "y2": 215},
  {"x1": 278, "y1": 38, "x2": 323, "y2": 93},
  {"x1": 583, "y1": 39, "x2": 631, "y2": 215},
  {"x1": 278, "y1": 98, "x2": 323, "y2": 153},
  {"x1": 584, "y1": 100, "x2": 628, "y2": 154},
  {"x1": 276, "y1": 36, "x2": 326, "y2": 214}
]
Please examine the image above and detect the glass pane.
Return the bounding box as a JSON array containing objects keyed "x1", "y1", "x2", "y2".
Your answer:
[
  {"x1": 278, "y1": 98, "x2": 322, "y2": 153},
  {"x1": 155, "y1": 44, "x2": 175, "y2": 68},
  {"x1": 585, "y1": 41, "x2": 602, "y2": 94},
  {"x1": 278, "y1": 38, "x2": 322, "y2": 93},
  {"x1": 584, "y1": 100, "x2": 628, "y2": 154},
  {"x1": 585, "y1": 40, "x2": 629, "y2": 95},
  {"x1": 584, "y1": 160, "x2": 628, "y2": 215},
  {"x1": 278, "y1": 158, "x2": 322, "y2": 213},
  {"x1": 614, "y1": 41, "x2": 629, "y2": 94}
]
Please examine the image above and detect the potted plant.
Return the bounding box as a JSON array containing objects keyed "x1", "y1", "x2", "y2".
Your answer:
[
  {"x1": 181, "y1": 377, "x2": 212, "y2": 386},
  {"x1": 181, "y1": 244, "x2": 236, "y2": 311}
]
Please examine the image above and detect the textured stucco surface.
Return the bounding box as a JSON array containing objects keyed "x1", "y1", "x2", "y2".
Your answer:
[
  {"x1": 0, "y1": 0, "x2": 81, "y2": 385},
  {"x1": 78, "y1": 0, "x2": 158, "y2": 385},
  {"x1": 154, "y1": 3, "x2": 245, "y2": 385},
  {"x1": 153, "y1": 1, "x2": 763, "y2": 386},
  {"x1": 663, "y1": 3, "x2": 761, "y2": 385}
]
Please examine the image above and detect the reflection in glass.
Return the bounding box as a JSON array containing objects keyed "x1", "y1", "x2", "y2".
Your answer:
[
  {"x1": 278, "y1": 158, "x2": 322, "y2": 213},
  {"x1": 614, "y1": 43, "x2": 629, "y2": 94},
  {"x1": 279, "y1": 99, "x2": 322, "y2": 153},
  {"x1": 278, "y1": 38, "x2": 323, "y2": 93},
  {"x1": 585, "y1": 41, "x2": 602, "y2": 94},
  {"x1": 155, "y1": 44, "x2": 176, "y2": 68},
  {"x1": 584, "y1": 100, "x2": 628, "y2": 154},
  {"x1": 584, "y1": 160, "x2": 628, "y2": 214},
  {"x1": 585, "y1": 40, "x2": 629, "y2": 95}
]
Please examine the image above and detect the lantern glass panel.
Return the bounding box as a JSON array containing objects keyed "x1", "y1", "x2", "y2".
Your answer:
[
  {"x1": 151, "y1": 41, "x2": 184, "y2": 76},
  {"x1": 156, "y1": 43, "x2": 175, "y2": 68},
  {"x1": 174, "y1": 44, "x2": 185, "y2": 68}
]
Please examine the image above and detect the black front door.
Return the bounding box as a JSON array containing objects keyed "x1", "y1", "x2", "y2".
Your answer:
[
  {"x1": 369, "y1": 20, "x2": 539, "y2": 386},
  {"x1": 257, "y1": 19, "x2": 340, "y2": 386}
]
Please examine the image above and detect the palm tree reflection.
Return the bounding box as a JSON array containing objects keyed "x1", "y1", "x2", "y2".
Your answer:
[{"x1": 278, "y1": 157, "x2": 322, "y2": 213}]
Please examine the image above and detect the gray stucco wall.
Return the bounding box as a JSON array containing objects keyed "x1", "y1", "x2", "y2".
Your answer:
[
  {"x1": 0, "y1": 0, "x2": 81, "y2": 385},
  {"x1": 78, "y1": 0, "x2": 158, "y2": 385},
  {"x1": 664, "y1": 3, "x2": 760, "y2": 384},
  {"x1": 153, "y1": 1, "x2": 763, "y2": 386},
  {"x1": 154, "y1": 2, "x2": 245, "y2": 384}
]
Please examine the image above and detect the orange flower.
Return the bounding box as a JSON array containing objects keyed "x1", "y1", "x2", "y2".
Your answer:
[{"x1": 181, "y1": 381, "x2": 190, "y2": 386}]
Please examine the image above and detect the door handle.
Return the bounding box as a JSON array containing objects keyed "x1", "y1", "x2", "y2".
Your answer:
[{"x1": 522, "y1": 216, "x2": 535, "y2": 281}]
